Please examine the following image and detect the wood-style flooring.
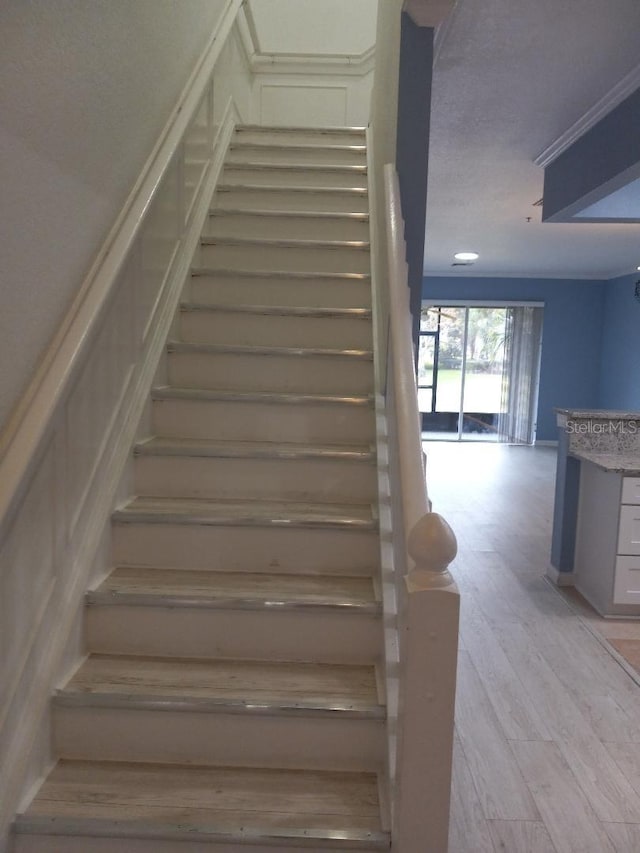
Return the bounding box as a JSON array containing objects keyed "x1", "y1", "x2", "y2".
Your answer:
[{"x1": 422, "y1": 441, "x2": 640, "y2": 853}]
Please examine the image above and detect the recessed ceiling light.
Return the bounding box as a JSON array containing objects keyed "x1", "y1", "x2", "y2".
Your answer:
[
  {"x1": 636, "y1": 265, "x2": 640, "y2": 271},
  {"x1": 454, "y1": 251, "x2": 479, "y2": 261}
]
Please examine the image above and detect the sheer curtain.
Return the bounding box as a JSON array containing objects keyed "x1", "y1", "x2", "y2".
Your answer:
[{"x1": 498, "y1": 306, "x2": 543, "y2": 444}]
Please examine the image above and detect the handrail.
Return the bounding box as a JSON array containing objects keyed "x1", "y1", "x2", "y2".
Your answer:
[
  {"x1": 383, "y1": 163, "x2": 457, "y2": 584},
  {"x1": 382, "y1": 161, "x2": 459, "y2": 853},
  {"x1": 0, "y1": 0, "x2": 243, "y2": 530}
]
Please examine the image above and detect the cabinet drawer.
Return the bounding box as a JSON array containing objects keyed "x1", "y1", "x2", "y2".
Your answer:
[
  {"x1": 613, "y1": 556, "x2": 640, "y2": 604},
  {"x1": 618, "y1": 505, "x2": 640, "y2": 554},
  {"x1": 621, "y1": 477, "x2": 640, "y2": 505}
]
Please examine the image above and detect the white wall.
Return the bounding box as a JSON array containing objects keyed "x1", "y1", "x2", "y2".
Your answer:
[{"x1": 0, "y1": 0, "x2": 226, "y2": 433}]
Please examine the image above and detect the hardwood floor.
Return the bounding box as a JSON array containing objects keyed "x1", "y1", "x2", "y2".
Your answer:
[{"x1": 422, "y1": 442, "x2": 640, "y2": 853}]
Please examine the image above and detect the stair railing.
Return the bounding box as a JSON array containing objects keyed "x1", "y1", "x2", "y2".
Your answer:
[{"x1": 382, "y1": 163, "x2": 460, "y2": 853}]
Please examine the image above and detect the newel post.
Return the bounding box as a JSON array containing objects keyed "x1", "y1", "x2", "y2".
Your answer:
[{"x1": 394, "y1": 511, "x2": 460, "y2": 853}]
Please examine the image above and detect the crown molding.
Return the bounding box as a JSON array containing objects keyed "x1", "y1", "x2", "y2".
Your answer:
[
  {"x1": 404, "y1": 0, "x2": 456, "y2": 27},
  {"x1": 535, "y1": 61, "x2": 640, "y2": 168}
]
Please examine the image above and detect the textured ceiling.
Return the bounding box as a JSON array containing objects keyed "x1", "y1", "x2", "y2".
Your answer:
[{"x1": 425, "y1": 0, "x2": 640, "y2": 279}]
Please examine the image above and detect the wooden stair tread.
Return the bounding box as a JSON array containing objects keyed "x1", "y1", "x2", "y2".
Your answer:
[
  {"x1": 166, "y1": 341, "x2": 373, "y2": 359},
  {"x1": 217, "y1": 182, "x2": 368, "y2": 195},
  {"x1": 152, "y1": 385, "x2": 374, "y2": 407},
  {"x1": 191, "y1": 267, "x2": 370, "y2": 281},
  {"x1": 113, "y1": 496, "x2": 376, "y2": 529},
  {"x1": 180, "y1": 302, "x2": 372, "y2": 318},
  {"x1": 224, "y1": 161, "x2": 367, "y2": 173},
  {"x1": 16, "y1": 760, "x2": 387, "y2": 844},
  {"x1": 135, "y1": 436, "x2": 375, "y2": 461},
  {"x1": 210, "y1": 207, "x2": 369, "y2": 220},
  {"x1": 57, "y1": 654, "x2": 383, "y2": 711},
  {"x1": 89, "y1": 566, "x2": 380, "y2": 609},
  {"x1": 236, "y1": 124, "x2": 366, "y2": 134}
]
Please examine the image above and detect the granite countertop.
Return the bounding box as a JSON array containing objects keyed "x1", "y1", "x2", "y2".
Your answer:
[
  {"x1": 570, "y1": 449, "x2": 640, "y2": 475},
  {"x1": 556, "y1": 408, "x2": 640, "y2": 420}
]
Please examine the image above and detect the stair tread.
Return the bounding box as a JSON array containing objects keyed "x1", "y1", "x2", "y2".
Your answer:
[
  {"x1": 180, "y1": 302, "x2": 371, "y2": 318},
  {"x1": 226, "y1": 161, "x2": 367, "y2": 173},
  {"x1": 167, "y1": 340, "x2": 373, "y2": 359},
  {"x1": 218, "y1": 182, "x2": 368, "y2": 194},
  {"x1": 89, "y1": 566, "x2": 379, "y2": 609},
  {"x1": 16, "y1": 760, "x2": 388, "y2": 844},
  {"x1": 230, "y1": 141, "x2": 367, "y2": 153},
  {"x1": 57, "y1": 654, "x2": 383, "y2": 714},
  {"x1": 152, "y1": 386, "x2": 373, "y2": 407},
  {"x1": 210, "y1": 207, "x2": 369, "y2": 220},
  {"x1": 113, "y1": 496, "x2": 376, "y2": 529},
  {"x1": 237, "y1": 123, "x2": 367, "y2": 133},
  {"x1": 135, "y1": 436, "x2": 375, "y2": 460},
  {"x1": 191, "y1": 266, "x2": 370, "y2": 281},
  {"x1": 201, "y1": 235, "x2": 369, "y2": 249}
]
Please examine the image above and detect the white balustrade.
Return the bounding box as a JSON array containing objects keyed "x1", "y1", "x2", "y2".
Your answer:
[{"x1": 378, "y1": 162, "x2": 460, "y2": 852}]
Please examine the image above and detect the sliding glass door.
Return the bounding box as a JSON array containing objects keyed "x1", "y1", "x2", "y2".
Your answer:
[{"x1": 419, "y1": 303, "x2": 543, "y2": 444}]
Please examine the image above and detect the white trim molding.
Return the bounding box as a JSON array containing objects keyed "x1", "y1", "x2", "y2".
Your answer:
[
  {"x1": 535, "y1": 60, "x2": 640, "y2": 168},
  {"x1": 546, "y1": 565, "x2": 576, "y2": 587}
]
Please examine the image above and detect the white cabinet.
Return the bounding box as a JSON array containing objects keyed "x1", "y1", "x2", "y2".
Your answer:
[{"x1": 574, "y1": 466, "x2": 640, "y2": 616}]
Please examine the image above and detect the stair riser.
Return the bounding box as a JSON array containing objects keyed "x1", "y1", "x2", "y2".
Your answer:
[
  {"x1": 134, "y1": 455, "x2": 377, "y2": 503},
  {"x1": 205, "y1": 212, "x2": 369, "y2": 242},
  {"x1": 152, "y1": 398, "x2": 375, "y2": 444},
  {"x1": 86, "y1": 606, "x2": 381, "y2": 663},
  {"x1": 199, "y1": 242, "x2": 370, "y2": 275},
  {"x1": 189, "y1": 275, "x2": 371, "y2": 309},
  {"x1": 227, "y1": 146, "x2": 366, "y2": 166},
  {"x1": 113, "y1": 524, "x2": 379, "y2": 573},
  {"x1": 223, "y1": 166, "x2": 368, "y2": 190},
  {"x1": 53, "y1": 706, "x2": 384, "y2": 771},
  {"x1": 235, "y1": 128, "x2": 366, "y2": 146},
  {"x1": 13, "y1": 834, "x2": 387, "y2": 853},
  {"x1": 167, "y1": 351, "x2": 373, "y2": 395},
  {"x1": 180, "y1": 312, "x2": 372, "y2": 349},
  {"x1": 214, "y1": 187, "x2": 369, "y2": 213}
]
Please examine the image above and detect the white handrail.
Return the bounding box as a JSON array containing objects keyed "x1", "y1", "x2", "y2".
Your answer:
[
  {"x1": 383, "y1": 163, "x2": 457, "y2": 581},
  {"x1": 384, "y1": 164, "x2": 429, "y2": 532},
  {"x1": 0, "y1": 0, "x2": 243, "y2": 530}
]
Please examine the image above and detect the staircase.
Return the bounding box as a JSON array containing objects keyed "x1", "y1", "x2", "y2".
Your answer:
[{"x1": 13, "y1": 126, "x2": 390, "y2": 852}]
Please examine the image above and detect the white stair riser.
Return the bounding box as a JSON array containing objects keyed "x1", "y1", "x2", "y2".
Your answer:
[
  {"x1": 13, "y1": 834, "x2": 386, "y2": 853},
  {"x1": 134, "y1": 455, "x2": 377, "y2": 503},
  {"x1": 180, "y1": 312, "x2": 372, "y2": 349},
  {"x1": 205, "y1": 212, "x2": 369, "y2": 242},
  {"x1": 227, "y1": 146, "x2": 366, "y2": 166},
  {"x1": 235, "y1": 128, "x2": 366, "y2": 146},
  {"x1": 214, "y1": 187, "x2": 369, "y2": 213},
  {"x1": 190, "y1": 274, "x2": 371, "y2": 309},
  {"x1": 53, "y1": 706, "x2": 385, "y2": 771},
  {"x1": 223, "y1": 165, "x2": 368, "y2": 190},
  {"x1": 113, "y1": 523, "x2": 379, "y2": 573},
  {"x1": 199, "y1": 242, "x2": 370, "y2": 275},
  {"x1": 152, "y1": 398, "x2": 375, "y2": 444},
  {"x1": 167, "y1": 351, "x2": 373, "y2": 395},
  {"x1": 86, "y1": 606, "x2": 381, "y2": 663}
]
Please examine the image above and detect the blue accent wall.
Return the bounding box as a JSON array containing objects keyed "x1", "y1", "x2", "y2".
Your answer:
[
  {"x1": 423, "y1": 276, "x2": 607, "y2": 441},
  {"x1": 396, "y1": 13, "x2": 434, "y2": 348},
  {"x1": 598, "y1": 274, "x2": 640, "y2": 410}
]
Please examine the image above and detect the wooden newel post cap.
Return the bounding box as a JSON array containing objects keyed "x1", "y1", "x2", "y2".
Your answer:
[{"x1": 406, "y1": 512, "x2": 458, "y2": 590}]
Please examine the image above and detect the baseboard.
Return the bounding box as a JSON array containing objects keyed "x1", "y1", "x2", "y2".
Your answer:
[
  {"x1": 535, "y1": 439, "x2": 559, "y2": 447},
  {"x1": 546, "y1": 564, "x2": 575, "y2": 586}
]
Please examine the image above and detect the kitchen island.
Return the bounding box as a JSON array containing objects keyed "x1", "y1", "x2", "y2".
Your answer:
[{"x1": 549, "y1": 409, "x2": 640, "y2": 616}]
